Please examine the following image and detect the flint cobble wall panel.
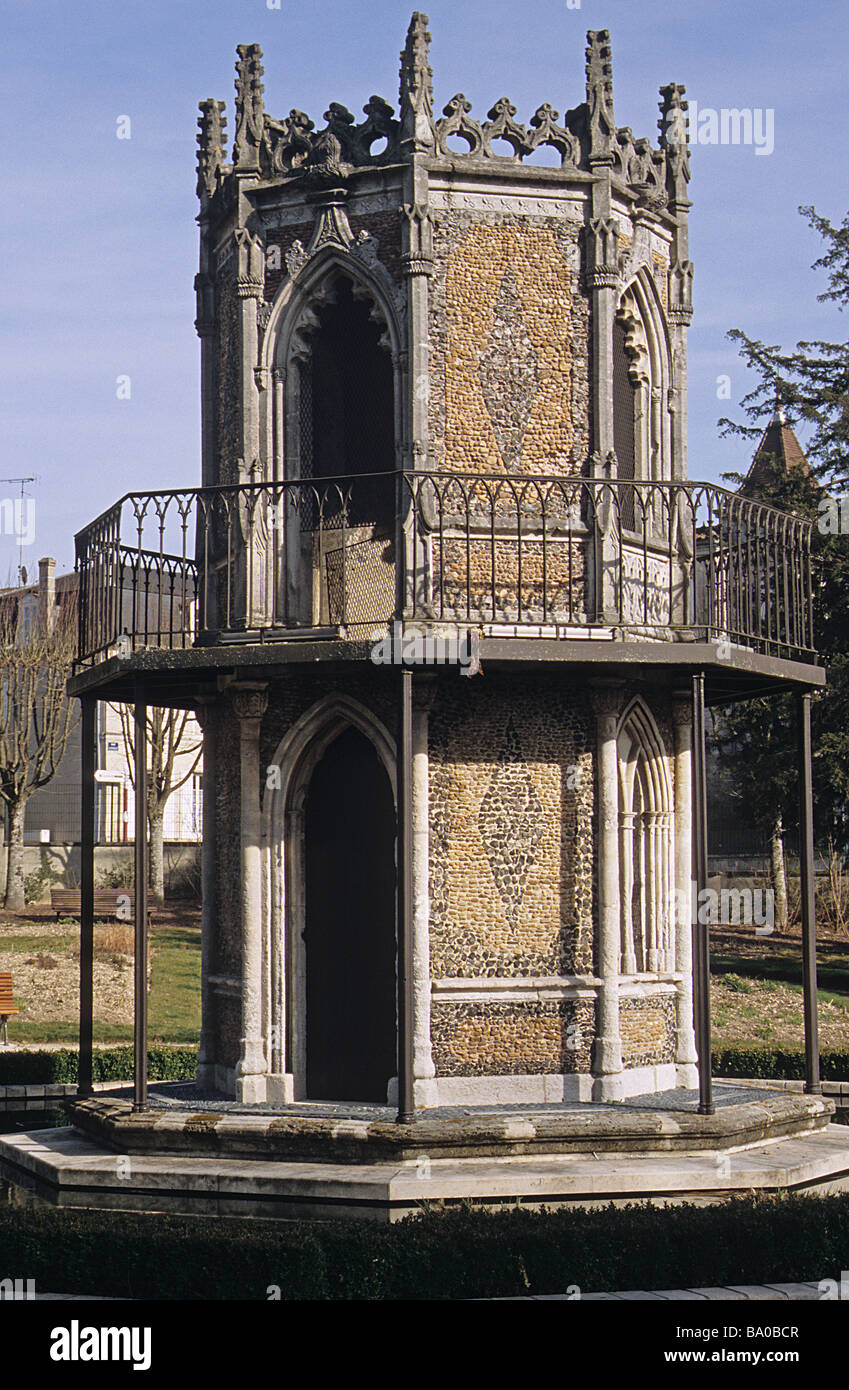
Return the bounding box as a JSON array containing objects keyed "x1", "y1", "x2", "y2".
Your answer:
[
  {"x1": 428, "y1": 675, "x2": 595, "y2": 981},
  {"x1": 429, "y1": 212, "x2": 590, "y2": 477},
  {"x1": 431, "y1": 998, "x2": 594, "y2": 1077}
]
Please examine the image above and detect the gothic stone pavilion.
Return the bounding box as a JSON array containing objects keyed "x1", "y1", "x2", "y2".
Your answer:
[{"x1": 65, "y1": 19, "x2": 827, "y2": 1131}]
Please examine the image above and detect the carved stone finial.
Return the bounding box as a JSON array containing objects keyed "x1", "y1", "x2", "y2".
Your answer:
[
  {"x1": 659, "y1": 82, "x2": 690, "y2": 202},
  {"x1": 399, "y1": 11, "x2": 435, "y2": 150},
  {"x1": 585, "y1": 29, "x2": 615, "y2": 162},
  {"x1": 197, "y1": 99, "x2": 227, "y2": 201},
  {"x1": 234, "y1": 43, "x2": 265, "y2": 172}
]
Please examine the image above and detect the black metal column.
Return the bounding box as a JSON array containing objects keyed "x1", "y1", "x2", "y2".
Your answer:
[
  {"x1": 396, "y1": 666, "x2": 415, "y2": 1123},
  {"x1": 692, "y1": 671, "x2": 714, "y2": 1114},
  {"x1": 77, "y1": 696, "x2": 96, "y2": 1099},
  {"x1": 797, "y1": 690, "x2": 822, "y2": 1095},
  {"x1": 133, "y1": 690, "x2": 149, "y2": 1113}
]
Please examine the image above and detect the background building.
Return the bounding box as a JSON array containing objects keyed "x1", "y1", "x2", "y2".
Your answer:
[{"x1": 0, "y1": 559, "x2": 202, "y2": 896}]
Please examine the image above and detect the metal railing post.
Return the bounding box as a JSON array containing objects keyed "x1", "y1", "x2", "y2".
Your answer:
[
  {"x1": 797, "y1": 689, "x2": 822, "y2": 1095},
  {"x1": 691, "y1": 670, "x2": 714, "y2": 1115},
  {"x1": 133, "y1": 687, "x2": 149, "y2": 1113}
]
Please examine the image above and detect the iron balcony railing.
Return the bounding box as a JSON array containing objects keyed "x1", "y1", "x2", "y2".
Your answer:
[{"x1": 74, "y1": 471, "x2": 817, "y2": 669}]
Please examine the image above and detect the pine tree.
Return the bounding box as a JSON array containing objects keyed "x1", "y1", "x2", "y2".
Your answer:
[{"x1": 713, "y1": 205, "x2": 849, "y2": 880}]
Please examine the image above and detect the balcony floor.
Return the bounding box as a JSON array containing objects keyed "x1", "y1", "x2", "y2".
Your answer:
[{"x1": 67, "y1": 633, "x2": 826, "y2": 708}]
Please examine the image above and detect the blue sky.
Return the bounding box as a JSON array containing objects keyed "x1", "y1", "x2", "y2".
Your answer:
[{"x1": 1, "y1": 0, "x2": 847, "y2": 576}]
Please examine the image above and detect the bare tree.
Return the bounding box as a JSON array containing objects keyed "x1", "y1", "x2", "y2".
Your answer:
[
  {"x1": 111, "y1": 705, "x2": 202, "y2": 902},
  {"x1": 0, "y1": 592, "x2": 78, "y2": 911}
]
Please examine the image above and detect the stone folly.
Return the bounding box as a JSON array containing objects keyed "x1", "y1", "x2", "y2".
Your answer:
[
  {"x1": 194, "y1": 21, "x2": 697, "y2": 1106},
  {"x1": 69, "y1": 17, "x2": 821, "y2": 1114}
]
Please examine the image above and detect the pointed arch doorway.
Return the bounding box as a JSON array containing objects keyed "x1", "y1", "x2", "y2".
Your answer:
[{"x1": 303, "y1": 725, "x2": 397, "y2": 1102}]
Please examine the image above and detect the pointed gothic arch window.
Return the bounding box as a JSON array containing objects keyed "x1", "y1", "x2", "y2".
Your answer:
[
  {"x1": 282, "y1": 268, "x2": 399, "y2": 627},
  {"x1": 298, "y1": 275, "x2": 395, "y2": 491},
  {"x1": 618, "y1": 701, "x2": 675, "y2": 975}
]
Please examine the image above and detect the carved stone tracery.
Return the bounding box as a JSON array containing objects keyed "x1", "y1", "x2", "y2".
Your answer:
[{"x1": 197, "y1": 28, "x2": 690, "y2": 212}]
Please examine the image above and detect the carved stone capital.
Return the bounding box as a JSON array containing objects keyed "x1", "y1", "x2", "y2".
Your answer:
[
  {"x1": 401, "y1": 254, "x2": 434, "y2": 278},
  {"x1": 671, "y1": 690, "x2": 692, "y2": 728},
  {"x1": 231, "y1": 682, "x2": 269, "y2": 725},
  {"x1": 589, "y1": 681, "x2": 623, "y2": 735},
  {"x1": 584, "y1": 268, "x2": 620, "y2": 291},
  {"x1": 194, "y1": 696, "x2": 217, "y2": 731},
  {"x1": 414, "y1": 673, "x2": 439, "y2": 714}
]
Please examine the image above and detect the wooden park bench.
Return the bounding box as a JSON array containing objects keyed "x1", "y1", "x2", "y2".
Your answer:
[
  {"x1": 50, "y1": 889, "x2": 148, "y2": 922},
  {"x1": 0, "y1": 973, "x2": 19, "y2": 1045}
]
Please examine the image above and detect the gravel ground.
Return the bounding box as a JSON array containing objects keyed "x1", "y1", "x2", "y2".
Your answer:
[{"x1": 134, "y1": 1079, "x2": 775, "y2": 1119}]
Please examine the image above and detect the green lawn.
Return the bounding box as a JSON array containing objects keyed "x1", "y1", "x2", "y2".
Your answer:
[
  {"x1": 147, "y1": 923, "x2": 202, "y2": 1043},
  {"x1": 711, "y1": 928, "x2": 849, "y2": 1048},
  {"x1": 1, "y1": 918, "x2": 201, "y2": 1046}
]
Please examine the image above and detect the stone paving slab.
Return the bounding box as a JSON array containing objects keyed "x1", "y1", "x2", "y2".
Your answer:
[
  {"x1": 649, "y1": 1289, "x2": 708, "y2": 1301},
  {"x1": 687, "y1": 1286, "x2": 747, "y2": 1300},
  {"x1": 0, "y1": 1083, "x2": 123, "y2": 1105},
  {"x1": 494, "y1": 1283, "x2": 823, "y2": 1301}
]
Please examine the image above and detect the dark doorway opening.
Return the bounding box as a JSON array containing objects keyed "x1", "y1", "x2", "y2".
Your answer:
[{"x1": 304, "y1": 726, "x2": 397, "y2": 1102}]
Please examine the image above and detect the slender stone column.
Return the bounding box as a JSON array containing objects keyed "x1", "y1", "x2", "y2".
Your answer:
[
  {"x1": 646, "y1": 813, "x2": 660, "y2": 972},
  {"x1": 195, "y1": 698, "x2": 217, "y2": 1093},
  {"x1": 619, "y1": 808, "x2": 637, "y2": 975},
  {"x1": 591, "y1": 683, "x2": 624, "y2": 1099},
  {"x1": 396, "y1": 668, "x2": 415, "y2": 1122},
  {"x1": 412, "y1": 681, "x2": 438, "y2": 1107},
  {"x1": 231, "y1": 681, "x2": 269, "y2": 1102},
  {"x1": 671, "y1": 692, "x2": 698, "y2": 1086}
]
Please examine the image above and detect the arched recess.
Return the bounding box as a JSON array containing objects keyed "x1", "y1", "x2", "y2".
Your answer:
[
  {"x1": 617, "y1": 697, "x2": 675, "y2": 975},
  {"x1": 614, "y1": 269, "x2": 675, "y2": 533},
  {"x1": 263, "y1": 694, "x2": 397, "y2": 1099},
  {"x1": 261, "y1": 249, "x2": 406, "y2": 629}
]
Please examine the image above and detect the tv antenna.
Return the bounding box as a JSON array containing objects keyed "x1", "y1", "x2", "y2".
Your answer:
[{"x1": 0, "y1": 477, "x2": 37, "y2": 585}]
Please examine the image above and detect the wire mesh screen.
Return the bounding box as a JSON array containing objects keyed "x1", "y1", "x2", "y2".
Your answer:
[{"x1": 323, "y1": 529, "x2": 396, "y2": 625}]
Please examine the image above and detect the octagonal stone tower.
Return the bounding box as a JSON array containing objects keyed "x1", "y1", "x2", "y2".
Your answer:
[
  {"x1": 72, "y1": 16, "x2": 820, "y2": 1112},
  {"x1": 190, "y1": 17, "x2": 699, "y2": 1106}
]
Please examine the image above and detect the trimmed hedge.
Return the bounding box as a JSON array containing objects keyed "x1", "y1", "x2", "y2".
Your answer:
[
  {"x1": 4, "y1": 1042, "x2": 844, "y2": 1086},
  {"x1": 712, "y1": 1044, "x2": 849, "y2": 1080},
  {"x1": 0, "y1": 1046, "x2": 198, "y2": 1086},
  {"x1": 0, "y1": 1193, "x2": 847, "y2": 1299},
  {"x1": 5, "y1": 1042, "x2": 845, "y2": 1086}
]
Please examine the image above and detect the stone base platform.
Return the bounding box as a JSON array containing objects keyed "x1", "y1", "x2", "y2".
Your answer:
[
  {"x1": 3, "y1": 1122, "x2": 849, "y2": 1223},
  {"x1": 1, "y1": 1084, "x2": 849, "y2": 1221},
  {"x1": 61, "y1": 1084, "x2": 835, "y2": 1163}
]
